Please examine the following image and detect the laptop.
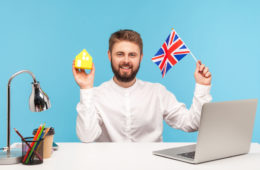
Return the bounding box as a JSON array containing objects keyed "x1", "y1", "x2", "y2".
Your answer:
[{"x1": 153, "y1": 99, "x2": 258, "y2": 164}]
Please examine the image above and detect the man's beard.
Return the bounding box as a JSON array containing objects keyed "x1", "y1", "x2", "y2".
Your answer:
[{"x1": 111, "y1": 58, "x2": 140, "y2": 83}]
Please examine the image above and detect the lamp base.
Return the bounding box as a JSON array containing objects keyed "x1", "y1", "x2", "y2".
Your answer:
[{"x1": 0, "y1": 148, "x2": 22, "y2": 164}]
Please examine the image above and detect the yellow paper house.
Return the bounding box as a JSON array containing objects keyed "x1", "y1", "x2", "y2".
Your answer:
[{"x1": 75, "y1": 49, "x2": 93, "y2": 69}]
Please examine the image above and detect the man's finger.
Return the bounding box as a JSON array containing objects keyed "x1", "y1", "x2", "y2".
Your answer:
[
  {"x1": 199, "y1": 64, "x2": 205, "y2": 72},
  {"x1": 90, "y1": 62, "x2": 95, "y2": 75},
  {"x1": 80, "y1": 69, "x2": 86, "y2": 73},
  {"x1": 203, "y1": 67, "x2": 209, "y2": 75},
  {"x1": 72, "y1": 60, "x2": 77, "y2": 76},
  {"x1": 195, "y1": 60, "x2": 201, "y2": 72},
  {"x1": 205, "y1": 72, "x2": 211, "y2": 78}
]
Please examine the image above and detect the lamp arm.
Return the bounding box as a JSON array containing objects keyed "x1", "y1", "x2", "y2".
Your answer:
[
  {"x1": 8, "y1": 70, "x2": 37, "y2": 86},
  {"x1": 7, "y1": 70, "x2": 37, "y2": 150}
]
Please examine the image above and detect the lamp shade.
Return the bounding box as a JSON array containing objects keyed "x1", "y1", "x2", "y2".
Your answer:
[{"x1": 29, "y1": 82, "x2": 51, "y2": 112}]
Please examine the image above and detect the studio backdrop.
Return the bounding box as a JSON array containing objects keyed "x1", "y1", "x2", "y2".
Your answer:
[{"x1": 0, "y1": 0, "x2": 259, "y2": 147}]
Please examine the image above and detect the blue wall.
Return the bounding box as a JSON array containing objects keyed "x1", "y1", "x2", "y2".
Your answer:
[{"x1": 0, "y1": 0, "x2": 259, "y2": 146}]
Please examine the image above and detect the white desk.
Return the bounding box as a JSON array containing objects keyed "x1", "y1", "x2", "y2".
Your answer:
[{"x1": 1, "y1": 143, "x2": 260, "y2": 170}]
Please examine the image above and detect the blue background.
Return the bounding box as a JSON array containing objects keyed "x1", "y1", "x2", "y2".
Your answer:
[{"x1": 0, "y1": 0, "x2": 259, "y2": 146}]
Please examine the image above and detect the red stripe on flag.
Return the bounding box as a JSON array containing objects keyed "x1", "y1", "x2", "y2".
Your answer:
[
  {"x1": 159, "y1": 42, "x2": 178, "y2": 70},
  {"x1": 162, "y1": 63, "x2": 166, "y2": 78},
  {"x1": 167, "y1": 39, "x2": 183, "y2": 54},
  {"x1": 159, "y1": 43, "x2": 169, "y2": 70},
  {"x1": 173, "y1": 51, "x2": 190, "y2": 55},
  {"x1": 159, "y1": 55, "x2": 167, "y2": 71},
  {"x1": 167, "y1": 55, "x2": 177, "y2": 66},
  {"x1": 169, "y1": 31, "x2": 175, "y2": 45},
  {"x1": 152, "y1": 54, "x2": 165, "y2": 60}
]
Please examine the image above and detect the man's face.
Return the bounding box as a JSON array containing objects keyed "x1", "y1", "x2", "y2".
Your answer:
[{"x1": 109, "y1": 41, "x2": 143, "y2": 82}]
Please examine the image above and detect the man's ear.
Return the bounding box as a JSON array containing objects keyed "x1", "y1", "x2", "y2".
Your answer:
[
  {"x1": 108, "y1": 50, "x2": 111, "y2": 62},
  {"x1": 140, "y1": 53, "x2": 143, "y2": 62}
]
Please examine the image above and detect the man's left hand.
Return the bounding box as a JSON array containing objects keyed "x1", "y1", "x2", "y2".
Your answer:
[{"x1": 194, "y1": 60, "x2": 212, "y2": 86}]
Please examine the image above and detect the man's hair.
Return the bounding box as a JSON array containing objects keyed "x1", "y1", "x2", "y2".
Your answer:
[{"x1": 109, "y1": 29, "x2": 143, "y2": 54}]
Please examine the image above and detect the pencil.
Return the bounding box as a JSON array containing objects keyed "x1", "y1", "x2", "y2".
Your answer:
[
  {"x1": 22, "y1": 124, "x2": 42, "y2": 163},
  {"x1": 25, "y1": 123, "x2": 46, "y2": 164},
  {"x1": 13, "y1": 128, "x2": 43, "y2": 161},
  {"x1": 34, "y1": 127, "x2": 51, "y2": 154},
  {"x1": 42, "y1": 127, "x2": 50, "y2": 139}
]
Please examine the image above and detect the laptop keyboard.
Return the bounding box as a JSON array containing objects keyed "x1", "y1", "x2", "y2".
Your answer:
[{"x1": 178, "y1": 151, "x2": 195, "y2": 159}]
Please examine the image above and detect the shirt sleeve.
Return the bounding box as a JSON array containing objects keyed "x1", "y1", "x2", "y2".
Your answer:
[
  {"x1": 76, "y1": 88, "x2": 103, "y2": 142},
  {"x1": 161, "y1": 83, "x2": 212, "y2": 132}
]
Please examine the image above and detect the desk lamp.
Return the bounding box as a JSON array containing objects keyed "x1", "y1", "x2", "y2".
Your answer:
[{"x1": 0, "y1": 70, "x2": 51, "y2": 164}]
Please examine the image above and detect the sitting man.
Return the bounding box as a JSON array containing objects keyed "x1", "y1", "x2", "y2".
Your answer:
[{"x1": 72, "y1": 29, "x2": 212, "y2": 142}]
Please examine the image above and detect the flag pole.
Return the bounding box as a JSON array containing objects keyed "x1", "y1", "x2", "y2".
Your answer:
[
  {"x1": 171, "y1": 28, "x2": 198, "y2": 63},
  {"x1": 189, "y1": 51, "x2": 198, "y2": 63}
]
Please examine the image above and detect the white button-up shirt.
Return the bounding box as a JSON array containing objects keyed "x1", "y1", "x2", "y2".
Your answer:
[{"x1": 76, "y1": 79, "x2": 212, "y2": 142}]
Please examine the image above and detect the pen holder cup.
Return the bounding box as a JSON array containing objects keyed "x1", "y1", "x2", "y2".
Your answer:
[{"x1": 22, "y1": 137, "x2": 44, "y2": 165}]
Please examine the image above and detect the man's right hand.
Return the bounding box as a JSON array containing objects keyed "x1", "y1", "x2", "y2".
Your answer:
[{"x1": 72, "y1": 60, "x2": 95, "y2": 89}]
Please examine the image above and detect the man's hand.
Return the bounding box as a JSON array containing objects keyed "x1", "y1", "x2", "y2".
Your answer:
[
  {"x1": 194, "y1": 60, "x2": 212, "y2": 86},
  {"x1": 72, "y1": 60, "x2": 95, "y2": 89}
]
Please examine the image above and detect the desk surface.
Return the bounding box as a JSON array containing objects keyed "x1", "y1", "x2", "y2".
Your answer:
[{"x1": 1, "y1": 143, "x2": 260, "y2": 170}]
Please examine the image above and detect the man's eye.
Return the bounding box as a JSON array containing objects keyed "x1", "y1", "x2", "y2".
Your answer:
[
  {"x1": 117, "y1": 53, "x2": 123, "y2": 56},
  {"x1": 129, "y1": 53, "x2": 137, "y2": 57}
]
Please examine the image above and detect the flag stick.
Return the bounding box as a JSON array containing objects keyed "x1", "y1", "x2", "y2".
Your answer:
[
  {"x1": 171, "y1": 28, "x2": 199, "y2": 63},
  {"x1": 189, "y1": 51, "x2": 198, "y2": 63}
]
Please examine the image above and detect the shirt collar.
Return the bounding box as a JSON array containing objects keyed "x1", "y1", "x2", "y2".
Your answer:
[{"x1": 110, "y1": 77, "x2": 139, "y2": 94}]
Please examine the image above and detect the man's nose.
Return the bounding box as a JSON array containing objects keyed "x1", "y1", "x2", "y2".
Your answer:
[{"x1": 123, "y1": 56, "x2": 129, "y2": 63}]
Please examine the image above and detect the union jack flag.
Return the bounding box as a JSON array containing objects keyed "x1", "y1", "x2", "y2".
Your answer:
[{"x1": 152, "y1": 29, "x2": 190, "y2": 78}]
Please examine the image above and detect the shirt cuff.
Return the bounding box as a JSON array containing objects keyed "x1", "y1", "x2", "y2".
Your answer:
[
  {"x1": 80, "y1": 88, "x2": 94, "y2": 105},
  {"x1": 194, "y1": 83, "x2": 211, "y2": 96}
]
